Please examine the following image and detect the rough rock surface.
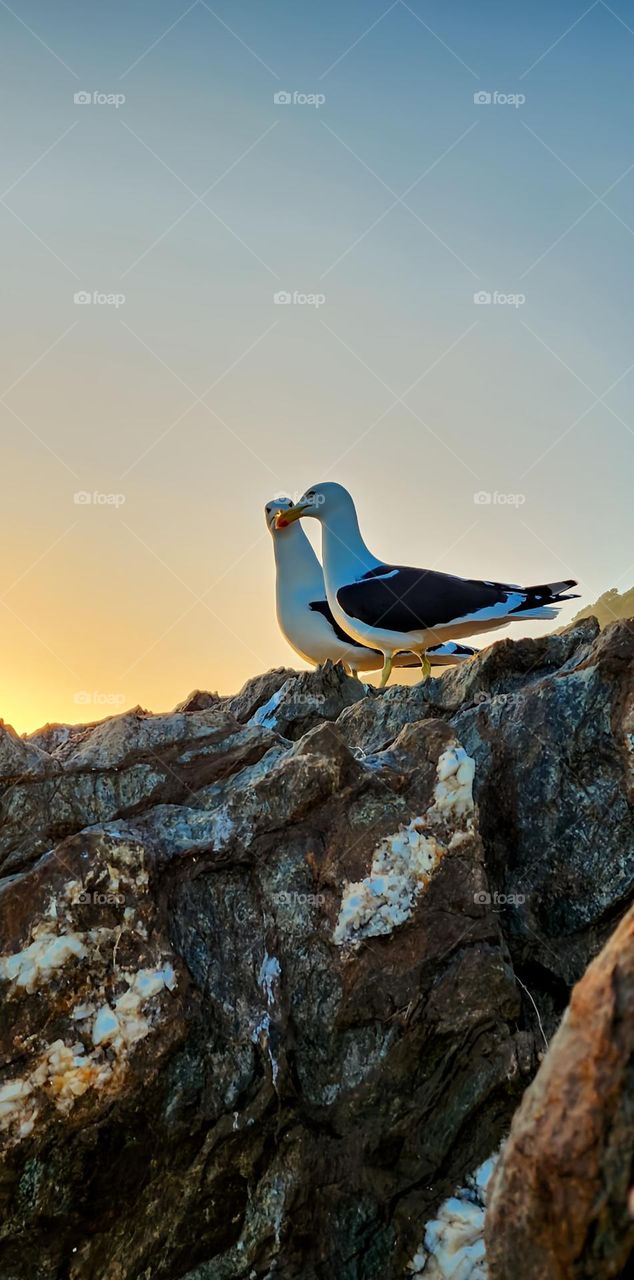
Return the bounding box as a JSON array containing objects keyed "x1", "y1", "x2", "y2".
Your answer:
[
  {"x1": 0, "y1": 619, "x2": 632, "y2": 1279},
  {"x1": 340, "y1": 617, "x2": 634, "y2": 1024},
  {"x1": 486, "y1": 903, "x2": 634, "y2": 1280}
]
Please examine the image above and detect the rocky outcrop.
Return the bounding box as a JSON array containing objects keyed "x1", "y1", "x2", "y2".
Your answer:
[
  {"x1": 486, "y1": 902, "x2": 634, "y2": 1280},
  {"x1": 0, "y1": 617, "x2": 632, "y2": 1279},
  {"x1": 340, "y1": 617, "x2": 634, "y2": 1021}
]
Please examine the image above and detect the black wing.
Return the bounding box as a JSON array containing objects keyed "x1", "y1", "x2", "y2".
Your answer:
[
  {"x1": 308, "y1": 599, "x2": 371, "y2": 649},
  {"x1": 337, "y1": 565, "x2": 511, "y2": 633}
]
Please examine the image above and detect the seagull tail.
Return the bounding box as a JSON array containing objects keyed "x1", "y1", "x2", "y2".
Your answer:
[{"x1": 511, "y1": 579, "x2": 580, "y2": 618}]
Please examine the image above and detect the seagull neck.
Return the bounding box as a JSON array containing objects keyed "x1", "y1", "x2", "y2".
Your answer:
[
  {"x1": 320, "y1": 510, "x2": 382, "y2": 589},
  {"x1": 273, "y1": 526, "x2": 323, "y2": 602}
]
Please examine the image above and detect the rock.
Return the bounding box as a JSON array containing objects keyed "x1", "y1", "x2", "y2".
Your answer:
[
  {"x1": 224, "y1": 666, "x2": 298, "y2": 723},
  {"x1": 247, "y1": 661, "x2": 370, "y2": 741},
  {"x1": 0, "y1": 617, "x2": 632, "y2": 1278},
  {"x1": 0, "y1": 701, "x2": 526, "y2": 1279},
  {"x1": 173, "y1": 690, "x2": 223, "y2": 713},
  {"x1": 450, "y1": 618, "x2": 634, "y2": 995},
  {"x1": 0, "y1": 721, "x2": 55, "y2": 780},
  {"x1": 225, "y1": 661, "x2": 369, "y2": 739},
  {"x1": 24, "y1": 721, "x2": 92, "y2": 757},
  {"x1": 485, "y1": 903, "x2": 634, "y2": 1280},
  {"x1": 339, "y1": 618, "x2": 634, "y2": 1011},
  {"x1": 0, "y1": 829, "x2": 184, "y2": 1123},
  {"x1": 338, "y1": 616, "x2": 602, "y2": 755},
  {"x1": 0, "y1": 707, "x2": 280, "y2": 878}
]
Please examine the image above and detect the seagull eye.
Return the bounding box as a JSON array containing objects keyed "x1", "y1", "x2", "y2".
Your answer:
[{"x1": 266, "y1": 506, "x2": 271, "y2": 513}]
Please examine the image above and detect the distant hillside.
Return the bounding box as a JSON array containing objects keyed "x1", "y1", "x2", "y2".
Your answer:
[{"x1": 572, "y1": 585, "x2": 634, "y2": 630}]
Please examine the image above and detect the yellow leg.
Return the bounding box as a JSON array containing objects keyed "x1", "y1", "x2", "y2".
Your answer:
[
  {"x1": 350, "y1": 667, "x2": 360, "y2": 681},
  {"x1": 380, "y1": 653, "x2": 394, "y2": 688},
  {"x1": 419, "y1": 651, "x2": 432, "y2": 681}
]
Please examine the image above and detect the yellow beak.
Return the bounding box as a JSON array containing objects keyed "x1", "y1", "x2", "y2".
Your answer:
[{"x1": 275, "y1": 503, "x2": 308, "y2": 529}]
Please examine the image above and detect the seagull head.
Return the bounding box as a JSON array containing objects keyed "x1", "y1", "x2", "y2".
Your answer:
[
  {"x1": 275, "y1": 482, "x2": 353, "y2": 528},
  {"x1": 264, "y1": 497, "x2": 294, "y2": 534}
]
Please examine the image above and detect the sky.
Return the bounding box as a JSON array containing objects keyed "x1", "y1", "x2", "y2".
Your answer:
[{"x1": 1, "y1": 0, "x2": 633, "y2": 732}]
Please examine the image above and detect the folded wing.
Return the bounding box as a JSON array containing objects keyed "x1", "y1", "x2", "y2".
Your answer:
[{"x1": 337, "y1": 566, "x2": 578, "y2": 633}]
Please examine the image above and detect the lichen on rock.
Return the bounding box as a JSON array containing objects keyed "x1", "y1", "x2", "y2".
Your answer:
[
  {"x1": 334, "y1": 743, "x2": 475, "y2": 946},
  {"x1": 407, "y1": 1152, "x2": 498, "y2": 1279},
  {"x1": 0, "y1": 831, "x2": 184, "y2": 1150}
]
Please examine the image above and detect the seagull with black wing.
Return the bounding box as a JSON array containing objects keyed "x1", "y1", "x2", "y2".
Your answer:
[
  {"x1": 265, "y1": 496, "x2": 478, "y2": 677},
  {"x1": 276, "y1": 483, "x2": 579, "y2": 686}
]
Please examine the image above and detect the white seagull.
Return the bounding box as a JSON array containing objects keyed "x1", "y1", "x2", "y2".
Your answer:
[
  {"x1": 265, "y1": 497, "x2": 478, "y2": 677},
  {"x1": 277, "y1": 483, "x2": 579, "y2": 686}
]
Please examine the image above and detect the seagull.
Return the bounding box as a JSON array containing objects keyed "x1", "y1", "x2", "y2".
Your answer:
[
  {"x1": 265, "y1": 497, "x2": 478, "y2": 677},
  {"x1": 277, "y1": 483, "x2": 579, "y2": 686}
]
